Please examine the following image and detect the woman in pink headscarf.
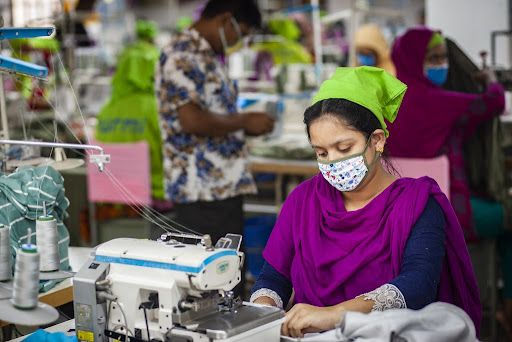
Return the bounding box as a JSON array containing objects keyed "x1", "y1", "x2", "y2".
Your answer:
[
  {"x1": 388, "y1": 27, "x2": 512, "y2": 336},
  {"x1": 387, "y1": 26, "x2": 505, "y2": 242}
]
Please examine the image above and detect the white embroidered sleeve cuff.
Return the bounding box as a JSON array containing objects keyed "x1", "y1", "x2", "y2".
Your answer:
[
  {"x1": 358, "y1": 283, "x2": 407, "y2": 312},
  {"x1": 250, "y1": 288, "x2": 284, "y2": 309}
]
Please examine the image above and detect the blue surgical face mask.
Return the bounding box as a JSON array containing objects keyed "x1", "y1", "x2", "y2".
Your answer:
[
  {"x1": 424, "y1": 63, "x2": 449, "y2": 86},
  {"x1": 357, "y1": 54, "x2": 376, "y2": 66}
]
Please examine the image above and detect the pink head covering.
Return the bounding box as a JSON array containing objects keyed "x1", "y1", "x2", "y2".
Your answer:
[{"x1": 392, "y1": 26, "x2": 435, "y2": 85}]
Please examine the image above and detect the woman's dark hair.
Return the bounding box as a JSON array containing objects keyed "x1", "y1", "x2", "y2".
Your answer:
[
  {"x1": 201, "y1": 0, "x2": 262, "y2": 30},
  {"x1": 303, "y1": 98, "x2": 399, "y2": 175},
  {"x1": 304, "y1": 99, "x2": 380, "y2": 140}
]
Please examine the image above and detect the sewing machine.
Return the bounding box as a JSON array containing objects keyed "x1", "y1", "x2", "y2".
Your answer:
[{"x1": 73, "y1": 234, "x2": 285, "y2": 342}]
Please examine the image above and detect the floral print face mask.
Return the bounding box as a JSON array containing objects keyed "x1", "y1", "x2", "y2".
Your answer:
[{"x1": 317, "y1": 136, "x2": 380, "y2": 192}]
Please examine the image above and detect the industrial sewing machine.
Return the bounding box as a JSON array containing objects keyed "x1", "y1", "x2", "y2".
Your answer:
[{"x1": 73, "y1": 233, "x2": 285, "y2": 342}]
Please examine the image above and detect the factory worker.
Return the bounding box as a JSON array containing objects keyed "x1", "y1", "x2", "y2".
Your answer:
[
  {"x1": 96, "y1": 19, "x2": 165, "y2": 200},
  {"x1": 387, "y1": 27, "x2": 505, "y2": 241},
  {"x1": 250, "y1": 66, "x2": 481, "y2": 338},
  {"x1": 388, "y1": 25, "x2": 511, "y2": 338},
  {"x1": 156, "y1": 0, "x2": 274, "y2": 297},
  {"x1": 353, "y1": 24, "x2": 396, "y2": 76}
]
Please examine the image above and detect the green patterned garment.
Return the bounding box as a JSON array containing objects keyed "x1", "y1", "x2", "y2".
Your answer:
[{"x1": 0, "y1": 166, "x2": 70, "y2": 292}]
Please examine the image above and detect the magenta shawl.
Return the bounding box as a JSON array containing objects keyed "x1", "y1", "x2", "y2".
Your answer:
[{"x1": 263, "y1": 175, "x2": 481, "y2": 333}]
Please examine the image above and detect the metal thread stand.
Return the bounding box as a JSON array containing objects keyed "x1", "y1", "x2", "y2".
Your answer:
[{"x1": 0, "y1": 26, "x2": 55, "y2": 145}]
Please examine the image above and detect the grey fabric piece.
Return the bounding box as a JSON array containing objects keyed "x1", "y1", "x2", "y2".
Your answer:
[
  {"x1": 280, "y1": 302, "x2": 478, "y2": 342},
  {"x1": 340, "y1": 302, "x2": 477, "y2": 342}
]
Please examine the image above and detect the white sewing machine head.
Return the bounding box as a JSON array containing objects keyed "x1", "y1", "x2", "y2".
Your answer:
[
  {"x1": 96, "y1": 235, "x2": 242, "y2": 292},
  {"x1": 73, "y1": 234, "x2": 284, "y2": 342}
]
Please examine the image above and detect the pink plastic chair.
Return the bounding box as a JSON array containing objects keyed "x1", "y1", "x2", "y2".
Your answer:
[
  {"x1": 87, "y1": 139, "x2": 152, "y2": 205},
  {"x1": 385, "y1": 155, "x2": 450, "y2": 198},
  {"x1": 87, "y1": 139, "x2": 152, "y2": 244}
]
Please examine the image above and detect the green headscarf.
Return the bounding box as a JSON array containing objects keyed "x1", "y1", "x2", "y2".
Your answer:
[
  {"x1": 427, "y1": 32, "x2": 445, "y2": 49},
  {"x1": 268, "y1": 18, "x2": 301, "y2": 41},
  {"x1": 176, "y1": 16, "x2": 193, "y2": 32},
  {"x1": 136, "y1": 19, "x2": 158, "y2": 41},
  {"x1": 10, "y1": 37, "x2": 60, "y2": 53},
  {"x1": 312, "y1": 66, "x2": 407, "y2": 137}
]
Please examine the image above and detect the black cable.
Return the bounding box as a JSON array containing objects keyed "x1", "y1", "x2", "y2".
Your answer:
[
  {"x1": 142, "y1": 307, "x2": 150, "y2": 341},
  {"x1": 12, "y1": 325, "x2": 22, "y2": 338},
  {"x1": 57, "y1": 307, "x2": 72, "y2": 320}
]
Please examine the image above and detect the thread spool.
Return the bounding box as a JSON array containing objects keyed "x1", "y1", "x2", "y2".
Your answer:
[
  {"x1": 11, "y1": 242, "x2": 40, "y2": 309},
  {"x1": 36, "y1": 215, "x2": 60, "y2": 272},
  {"x1": 0, "y1": 224, "x2": 12, "y2": 281},
  {"x1": 0, "y1": 228, "x2": 59, "y2": 326}
]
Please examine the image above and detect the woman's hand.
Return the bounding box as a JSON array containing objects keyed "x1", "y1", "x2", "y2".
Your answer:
[{"x1": 281, "y1": 303, "x2": 344, "y2": 338}]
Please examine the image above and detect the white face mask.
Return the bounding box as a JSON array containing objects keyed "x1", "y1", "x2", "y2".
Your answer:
[
  {"x1": 219, "y1": 17, "x2": 243, "y2": 55},
  {"x1": 317, "y1": 137, "x2": 380, "y2": 192}
]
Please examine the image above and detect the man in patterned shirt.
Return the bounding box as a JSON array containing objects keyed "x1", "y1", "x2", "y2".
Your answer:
[{"x1": 157, "y1": 0, "x2": 274, "y2": 249}]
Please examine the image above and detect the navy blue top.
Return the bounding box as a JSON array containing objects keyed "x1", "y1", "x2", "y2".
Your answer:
[{"x1": 251, "y1": 196, "x2": 446, "y2": 309}]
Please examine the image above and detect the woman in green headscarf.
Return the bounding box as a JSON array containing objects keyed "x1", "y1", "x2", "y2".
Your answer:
[
  {"x1": 250, "y1": 66, "x2": 480, "y2": 338},
  {"x1": 96, "y1": 19, "x2": 165, "y2": 200}
]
